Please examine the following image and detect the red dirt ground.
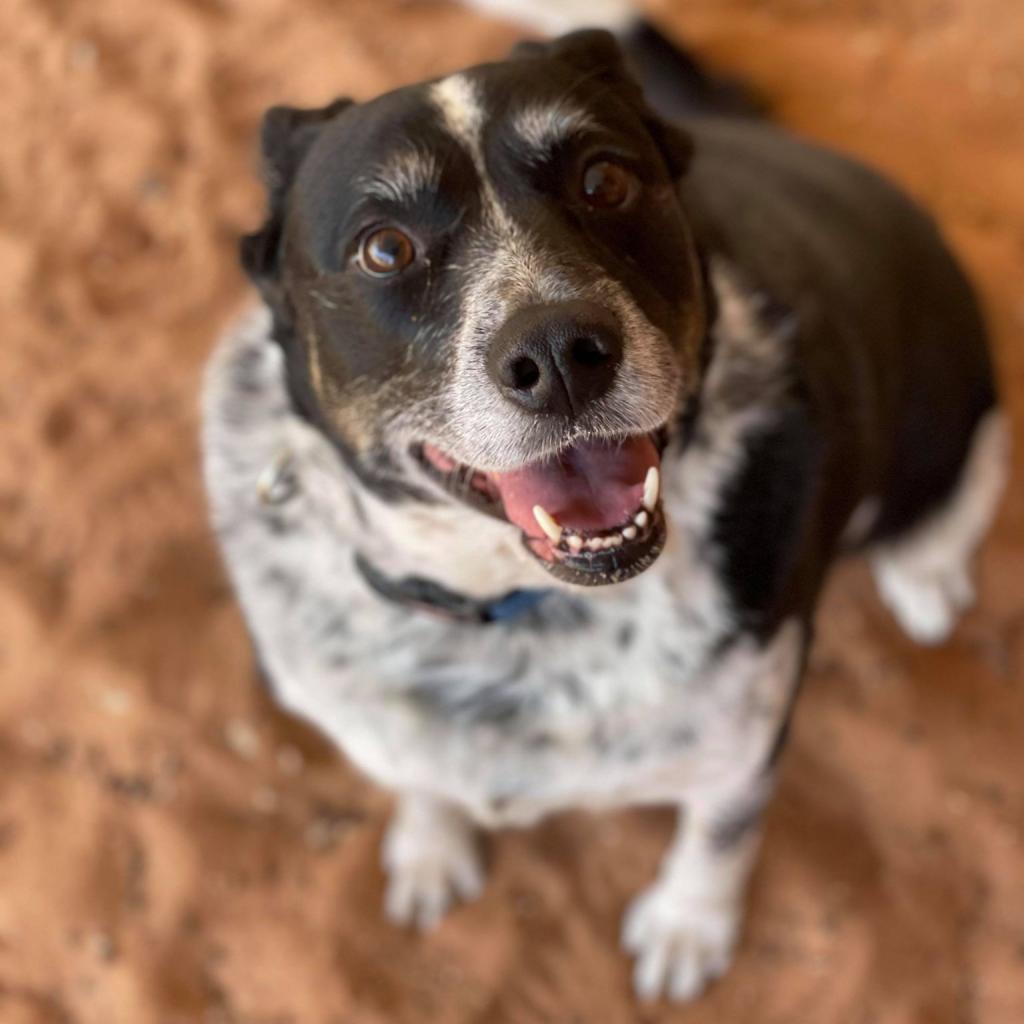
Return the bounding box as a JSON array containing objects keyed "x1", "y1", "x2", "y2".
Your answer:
[{"x1": 1, "y1": 0, "x2": 1022, "y2": 1021}]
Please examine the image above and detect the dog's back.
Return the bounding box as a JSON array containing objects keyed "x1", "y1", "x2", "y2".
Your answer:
[{"x1": 684, "y1": 116, "x2": 997, "y2": 540}]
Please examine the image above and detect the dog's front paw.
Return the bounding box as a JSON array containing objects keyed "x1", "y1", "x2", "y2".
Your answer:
[
  {"x1": 382, "y1": 796, "x2": 484, "y2": 930},
  {"x1": 621, "y1": 881, "x2": 741, "y2": 1002}
]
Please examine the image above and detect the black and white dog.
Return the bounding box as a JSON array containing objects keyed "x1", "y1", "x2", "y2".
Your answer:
[{"x1": 202, "y1": 3, "x2": 1008, "y2": 1001}]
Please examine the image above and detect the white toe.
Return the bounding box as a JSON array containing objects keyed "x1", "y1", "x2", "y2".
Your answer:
[
  {"x1": 622, "y1": 881, "x2": 740, "y2": 1003},
  {"x1": 382, "y1": 799, "x2": 483, "y2": 930}
]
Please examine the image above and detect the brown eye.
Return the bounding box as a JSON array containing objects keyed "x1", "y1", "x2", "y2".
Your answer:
[
  {"x1": 581, "y1": 160, "x2": 638, "y2": 209},
  {"x1": 357, "y1": 227, "x2": 414, "y2": 277}
]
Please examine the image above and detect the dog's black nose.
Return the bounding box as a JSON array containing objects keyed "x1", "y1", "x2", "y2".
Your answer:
[{"x1": 487, "y1": 301, "x2": 624, "y2": 418}]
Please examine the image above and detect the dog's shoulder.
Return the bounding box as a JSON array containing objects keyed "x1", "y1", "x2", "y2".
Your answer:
[{"x1": 662, "y1": 261, "x2": 825, "y2": 634}]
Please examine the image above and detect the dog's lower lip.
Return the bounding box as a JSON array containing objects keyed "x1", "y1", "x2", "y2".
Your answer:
[
  {"x1": 547, "y1": 524, "x2": 666, "y2": 585},
  {"x1": 522, "y1": 502, "x2": 667, "y2": 586}
]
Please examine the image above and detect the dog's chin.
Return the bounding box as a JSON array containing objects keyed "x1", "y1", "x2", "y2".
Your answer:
[{"x1": 412, "y1": 430, "x2": 668, "y2": 587}]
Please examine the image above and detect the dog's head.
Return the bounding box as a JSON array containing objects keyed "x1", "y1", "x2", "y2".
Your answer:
[{"x1": 243, "y1": 30, "x2": 707, "y2": 587}]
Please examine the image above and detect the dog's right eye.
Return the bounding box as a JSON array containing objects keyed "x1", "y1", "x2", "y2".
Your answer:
[
  {"x1": 356, "y1": 227, "x2": 415, "y2": 277},
  {"x1": 580, "y1": 159, "x2": 639, "y2": 211}
]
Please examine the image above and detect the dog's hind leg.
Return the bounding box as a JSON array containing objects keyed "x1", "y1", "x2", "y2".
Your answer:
[
  {"x1": 869, "y1": 409, "x2": 1010, "y2": 645},
  {"x1": 382, "y1": 792, "x2": 484, "y2": 931}
]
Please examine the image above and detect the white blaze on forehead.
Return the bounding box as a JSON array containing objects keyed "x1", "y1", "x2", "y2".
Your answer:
[
  {"x1": 430, "y1": 73, "x2": 511, "y2": 228},
  {"x1": 512, "y1": 101, "x2": 596, "y2": 157},
  {"x1": 361, "y1": 148, "x2": 441, "y2": 205},
  {"x1": 431, "y1": 73, "x2": 485, "y2": 144}
]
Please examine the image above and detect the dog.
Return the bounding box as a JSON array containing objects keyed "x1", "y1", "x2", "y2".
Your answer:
[{"x1": 202, "y1": 5, "x2": 1008, "y2": 1001}]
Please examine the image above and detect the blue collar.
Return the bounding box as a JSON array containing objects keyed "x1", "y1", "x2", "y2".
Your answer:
[{"x1": 354, "y1": 554, "x2": 551, "y2": 625}]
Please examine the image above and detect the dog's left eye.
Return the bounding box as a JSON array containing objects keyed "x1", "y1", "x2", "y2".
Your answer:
[
  {"x1": 580, "y1": 159, "x2": 639, "y2": 210},
  {"x1": 356, "y1": 227, "x2": 415, "y2": 277}
]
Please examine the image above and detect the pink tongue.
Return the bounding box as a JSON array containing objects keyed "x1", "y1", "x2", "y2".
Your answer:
[{"x1": 492, "y1": 435, "x2": 658, "y2": 535}]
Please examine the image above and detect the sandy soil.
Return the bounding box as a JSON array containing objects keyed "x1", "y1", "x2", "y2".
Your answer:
[{"x1": 1, "y1": 0, "x2": 1022, "y2": 1021}]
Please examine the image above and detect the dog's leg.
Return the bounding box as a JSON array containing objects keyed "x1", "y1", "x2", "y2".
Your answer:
[
  {"x1": 869, "y1": 409, "x2": 1009, "y2": 645},
  {"x1": 622, "y1": 620, "x2": 806, "y2": 1001},
  {"x1": 622, "y1": 780, "x2": 772, "y2": 1002},
  {"x1": 382, "y1": 792, "x2": 484, "y2": 930}
]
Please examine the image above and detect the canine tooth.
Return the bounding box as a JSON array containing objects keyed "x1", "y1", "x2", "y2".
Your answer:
[
  {"x1": 532, "y1": 505, "x2": 562, "y2": 544},
  {"x1": 622, "y1": 525, "x2": 637, "y2": 541},
  {"x1": 606, "y1": 533, "x2": 623, "y2": 548},
  {"x1": 586, "y1": 537, "x2": 603, "y2": 551},
  {"x1": 643, "y1": 466, "x2": 660, "y2": 511},
  {"x1": 634, "y1": 510, "x2": 649, "y2": 529},
  {"x1": 567, "y1": 534, "x2": 583, "y2": 552}
]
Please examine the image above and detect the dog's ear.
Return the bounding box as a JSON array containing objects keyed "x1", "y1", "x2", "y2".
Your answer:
[
  {"x1": 240, "y1": 98, "x2": 353, "y2": 302},
  {"x1": 511, "y1": 28, "x2": 626, "y2": 82},
  {"x1": 510, "y1": 30, "x2": 693, "y2": 179},
  {"x1": 641, "y1": 113, "x2": 693, "y2": 180}
]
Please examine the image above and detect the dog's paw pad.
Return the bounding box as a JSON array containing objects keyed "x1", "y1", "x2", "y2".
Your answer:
[
  {"x1": 621, "y1": 883, "x2": 739, "y2": 1002},
  {"x1": 382, "y1": 809, "x2": 483, "y2": 930}
]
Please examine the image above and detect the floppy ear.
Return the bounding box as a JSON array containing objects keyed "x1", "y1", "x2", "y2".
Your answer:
[
  {"x1": 512, "y1": 28, "x2": 627, "y2": 82},
  {"x1": 510, "y1": 29, "x2": 693, "y2": 179},
  {"x1": 239, "y1": 98, "x2": 353, "y2": 305},
  {"x1": 641, "y1": 112, "x2": 694, "y2": 180}
]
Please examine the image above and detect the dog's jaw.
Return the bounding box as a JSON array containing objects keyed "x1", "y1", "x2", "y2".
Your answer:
[{"x1": 415, "y1": 430, "x2": 670, "y2": 585}]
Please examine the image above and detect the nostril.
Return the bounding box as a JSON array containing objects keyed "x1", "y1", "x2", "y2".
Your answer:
[
  {"x1": 570, "y1": 335, "x2": 610, "y2": 368},
  {"x1": 487, "y1": 304, "x2": 623, "y2": 417},
  {"x1": 509, "y1": 355, "x2": 541, "y2": 391}
]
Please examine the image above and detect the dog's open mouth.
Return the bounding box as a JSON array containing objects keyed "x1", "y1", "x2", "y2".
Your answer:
[{"x1": 415, "y1": 434, "x2": 667, "y2": 586}]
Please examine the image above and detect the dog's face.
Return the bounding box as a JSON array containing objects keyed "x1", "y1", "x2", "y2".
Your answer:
[{"x1": 243, "y1": 31, "x2": 707, "y2": 586}]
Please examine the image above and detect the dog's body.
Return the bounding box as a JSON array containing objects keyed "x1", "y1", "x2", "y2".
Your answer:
[{"x1": 203, "y1": 17, "x2": 1007, "y2": 1001}]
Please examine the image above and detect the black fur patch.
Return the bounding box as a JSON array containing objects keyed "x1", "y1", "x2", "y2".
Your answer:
[{"x1": 712, "y1": 402, "x2": 823, "y2": 633}]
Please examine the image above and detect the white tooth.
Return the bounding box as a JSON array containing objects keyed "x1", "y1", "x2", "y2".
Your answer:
[
  {"x1": 567, "y1": 534, "x2": 583, "y2": 552},
  {"x1": 586, "y1": 537, "x2": 603, "y2": 551},
  {"x1": 622, "y1": 525, "x2": 637, "y2": 540},
  {"x1": 634, "y1": 510, "x2": 649, "y2": 529},
  {"x1": 532, "y1": 505, "x2": 562, "y2": 544},
  {"x1": 606, "y1": 533, "x2": 623, "y2": 548},
  {"x1": 643, "y1": 466, "x2": 660, "y2": 512}
]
